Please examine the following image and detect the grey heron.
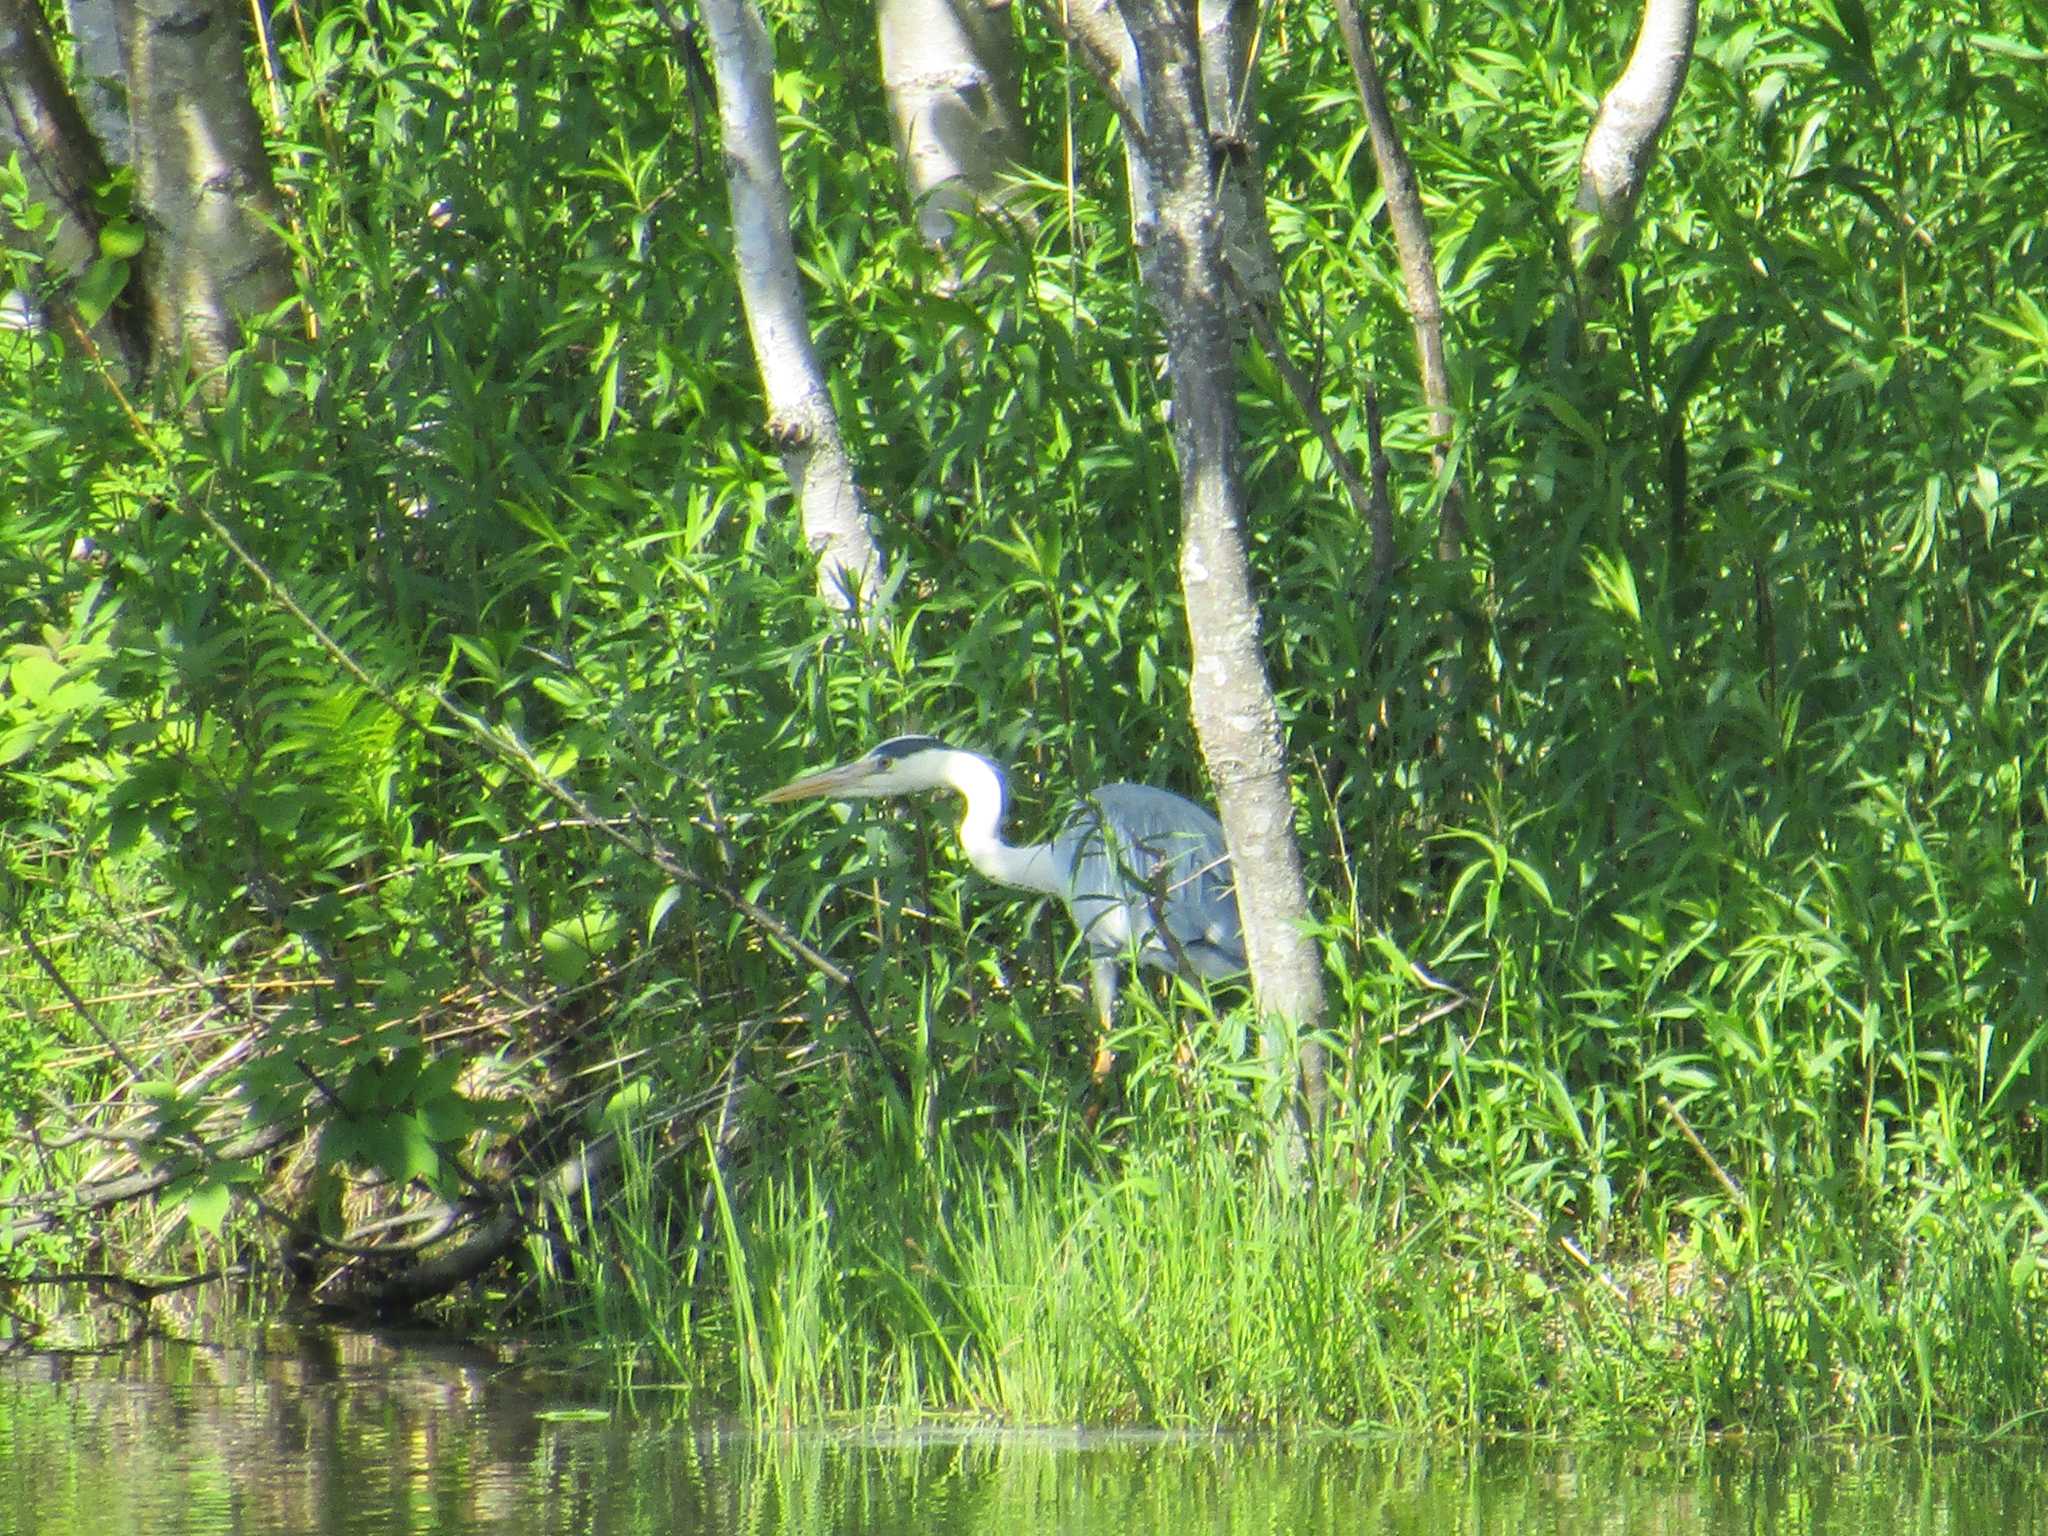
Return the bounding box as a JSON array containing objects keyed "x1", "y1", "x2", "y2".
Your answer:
[{"x1": 761, "y1": 736, "x2": 1245, "y2": 1069}]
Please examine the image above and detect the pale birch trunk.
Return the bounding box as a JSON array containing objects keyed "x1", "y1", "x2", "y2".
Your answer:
[
  {"x1": 0, "y1": 0, "x2": 144, "y2": 373},
  {"x1": 697, "y1": 0, "x2": 889, "y2": 619},
  {"x1": 1111, "y1": 0, "x2": 1328, "y2": 1127},
  {"x1": 1333, "y1": 0, "x2": 1460, "y2": 568},
  {"x1": 62, "y1": 0, "x2": 129, "y2": 166},
  {"x1": 120, "y1": 0, "x2": 293, "y2": 376},
  {"x1": 876, "y1": 0, "x2": 1026, "y2": 249},
  {"x1": 1573, "y1": 0, "x2": 1697, "y2": 272}
]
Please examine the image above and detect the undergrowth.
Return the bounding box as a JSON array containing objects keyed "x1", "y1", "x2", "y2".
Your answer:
[
  {"x1": 3, "y1": 0, "x2": 2047, "y2": 1437},
  {"x1": 533, "y1": 1093, "x2": 2048, "y2": 1438}
]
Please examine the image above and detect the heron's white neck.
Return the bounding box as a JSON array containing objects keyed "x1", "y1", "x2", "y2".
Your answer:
[{"x1": 939, "y1": 750, "x2": 1062, "y2": 895}]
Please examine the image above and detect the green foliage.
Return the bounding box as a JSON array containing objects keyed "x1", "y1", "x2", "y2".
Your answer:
[{"x1": 2, "y1": 0, "x2": 2046, "y2": 1433}]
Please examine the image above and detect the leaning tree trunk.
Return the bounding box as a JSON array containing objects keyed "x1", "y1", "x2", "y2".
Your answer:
[
  {"x1": 120, "y1": 0, "x2": 293, "y2": 378},
  {"x1": 1572, "y1": 0, "x2": 1697, "y2": 275},
  {"x1": 697, "y1": 0, "x2": 890, "y2": 620},
  {"x1": 1111, "y1": 0, "x2": 1329, "y2": 1129},
  {"x1": 876, "y1": 0, "x2": 1026, "y2": 252},
  {"x1": 1333, "y1": 0, "x2": 1460, "y2": 569},
  {"x1": 1064, "y1": 0, "x2": 1156, "y2": 260},
  {"x1": 0, "y1": 0, "x2": 145, "y2": 373}
]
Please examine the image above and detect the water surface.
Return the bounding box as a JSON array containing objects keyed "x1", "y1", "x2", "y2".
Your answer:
[{"x1": 1, "y1": 1336, "x2": 2042, "y2": 1535}]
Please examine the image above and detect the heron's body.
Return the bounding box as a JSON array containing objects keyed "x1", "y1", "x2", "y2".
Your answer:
[
  {"x1": 762, "y1": 737, "x2": 1245, "y2": 1045},
  {"x1": 1051, "y1": 781, "x2": 1245, "y2": 984}
]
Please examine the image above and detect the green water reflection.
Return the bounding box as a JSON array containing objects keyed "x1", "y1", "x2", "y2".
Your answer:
[{"x1": 1, "y1": 1339, "x2": 2043, "y2": 1535}]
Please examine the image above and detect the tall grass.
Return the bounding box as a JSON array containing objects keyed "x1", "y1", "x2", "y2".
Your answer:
[{"x1": 534, "y1": 1076, "x2": 2048, "y2": 1437}]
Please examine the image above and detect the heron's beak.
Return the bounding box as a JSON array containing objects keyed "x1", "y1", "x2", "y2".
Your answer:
[{"x1": 759, "y1": 759, "x2": 869, "y2": 805}]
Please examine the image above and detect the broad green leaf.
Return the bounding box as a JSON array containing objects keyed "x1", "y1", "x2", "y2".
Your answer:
[
  {"x1": 540, "y1": 906, "x2": 621, "y2": 986},
  {"x1": 181, "y1": 1179, "x2": 232, "y2": 1236},
  {"x1": 98, "y1": 220, "x2": 145, "y2": 259}
]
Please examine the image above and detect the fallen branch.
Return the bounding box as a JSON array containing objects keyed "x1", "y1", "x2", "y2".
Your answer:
[
  {"x1": 4, "y1": 1266, "x2": 254, "y2": 1306},
  {"x1": 1659, "y1": 1094, "x2": 1745, "y2": 1204},
  {"x1": 349, "y1": 1134, "x2": 620, "y2": 1315},
  {"x1": 0, "y1": 1122, "x2": 295, "y2": 1240}
]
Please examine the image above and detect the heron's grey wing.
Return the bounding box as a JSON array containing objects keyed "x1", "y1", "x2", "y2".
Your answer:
[{"x1": 1054, "y1": 784, "x2": 1245, "y2": 978}]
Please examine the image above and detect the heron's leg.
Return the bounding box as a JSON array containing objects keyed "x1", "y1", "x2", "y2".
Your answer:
[{"x1": 1088, "y1": 956, "x2": 1120, "y2": 1086}]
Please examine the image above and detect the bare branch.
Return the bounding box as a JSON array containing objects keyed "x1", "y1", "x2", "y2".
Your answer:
[
  {"x1": 1331, "y1": 0, "x2": 1463, "y2": 563},
  {"x1": 1042, "y1": 0, "x2": 1147, "y2": 147},
  {"x1": 1231, "y1": 272, "x2": 1393, "y2": 598}
]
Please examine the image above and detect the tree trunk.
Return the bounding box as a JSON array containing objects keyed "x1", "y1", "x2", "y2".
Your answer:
[
  {"x1": 1065, "y1": 0, "x2": 1155, "y2": 259},
  {"x1": 1193, "y1": 0, "x2": 1278, "y2": 306},
  {"x1": 62, "y1": 0, "x2": 129, "y2": 166},
  {"x1": 0, "y1": 0, "x2": 145, "y2": 372},
  {"x1": 875, "y1": 0, "x2": 1026, "y2": 252},
  {"x1": 1112, "y1": 0, "x2": 1328, "y2": 1129},
  {"x1": 120, "y1": 0, "x2": 293, "y2": 377},
  {"x1": 1333, "y1": 0, "x2": 1460, "y2": 568},
  {"x1": 1573, "y1": 0, "x2": 1698, "y2": 275},
  {"x1": 697, "y1": 0, "x2": 889, "y2": 619}
]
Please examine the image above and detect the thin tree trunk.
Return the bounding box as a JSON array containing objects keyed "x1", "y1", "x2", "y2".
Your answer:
[
  {"x1": 1332, "y1": 0, "x2": 1460, "y2": 567},
  {"x1": 1573, "y1": 0, "x2": 1697, "y2": 274},
  {"x1": 697, "y1": 0, "x2": 889, "y2": 619},
  {"x1": 876, "y1": 0, "x2": 1026, "y2": 252},
  {"x1": 120, "y1": 0, "x2": 293, "y2": 378},
  {"x1": 1112, "y1": 0, "x2": 1328, "y2": 1130},
  {"x1": 1193, "y1": 0, "x2": 1278, "y2": 305},
  {"x1": 0, "y1": 0, "x2": 145, "y2": 372},
  {"x1": 1065, "y1": 0, "x2": 1155, "y2": 259}
]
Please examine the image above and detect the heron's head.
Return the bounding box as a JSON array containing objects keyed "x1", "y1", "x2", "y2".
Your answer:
[{"x1": 759, "y1": 736, "x2": 963, "y2": 804}]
